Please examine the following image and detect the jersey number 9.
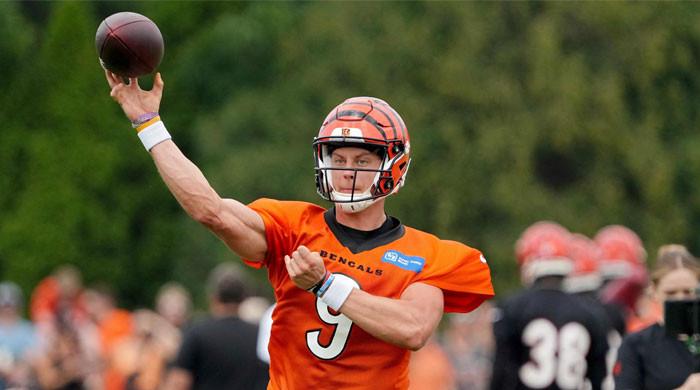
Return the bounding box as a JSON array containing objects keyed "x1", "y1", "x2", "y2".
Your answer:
[{"x1": 306, "y1": 278, "x2": 361, "y2": 360}]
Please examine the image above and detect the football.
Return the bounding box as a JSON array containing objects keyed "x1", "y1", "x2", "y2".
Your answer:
[{"x1": 95, "y1": 12, "x2": 164, "y2": 78}]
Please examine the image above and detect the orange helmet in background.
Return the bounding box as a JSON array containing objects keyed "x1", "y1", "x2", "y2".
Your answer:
[
  {"x1": 515, "y1": 221, "x2": 573, "y2": 285},
  {"x1": 564, "y1": 233, "x2": 603, "y2": 293},
  {"x1": 594, "y1": 225, "x2": 647, "y2": 280}
]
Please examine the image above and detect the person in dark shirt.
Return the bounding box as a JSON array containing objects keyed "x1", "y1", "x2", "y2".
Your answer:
[
  {"x1": 165, "y1": 263, "x2": 269, "y2": 390},
  {"x1": 491, "y1": 222, "x2": 609, "y2": 390},
  {"x1": 614, "y1": 245, "x2": 700, "y2": 390}
]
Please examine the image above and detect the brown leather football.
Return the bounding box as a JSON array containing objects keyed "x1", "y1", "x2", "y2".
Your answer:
[{"x1": 95, "y1": 12, "x2": 164, "y2": 78}]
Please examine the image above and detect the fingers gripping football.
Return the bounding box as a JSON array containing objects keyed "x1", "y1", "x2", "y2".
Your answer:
[
  {"x1": 284, "y1": 246, "x2": 327, "y2": 290},
  {"x1": 105, "y1": 70, "x2": 164, "y2": 122}
]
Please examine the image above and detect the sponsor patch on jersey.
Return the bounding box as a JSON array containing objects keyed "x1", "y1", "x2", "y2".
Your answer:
[{"x1": 381, "y1": 250, "x2": 425, "y2": 273}]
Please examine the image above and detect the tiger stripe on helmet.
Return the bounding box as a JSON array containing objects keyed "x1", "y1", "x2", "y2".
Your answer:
[
  {"x1": 340, "y1": 98, "x2": 407, "y2": 141},
  {"x1": 369, "y1": 101, "x2": 406, "y2": 141},
  {"x1": 333, "y1": 110, "x2": 387, "y2": 140}
]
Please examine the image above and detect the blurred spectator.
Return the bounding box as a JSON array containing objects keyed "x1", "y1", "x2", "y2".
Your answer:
[
  {"x1": 156, "y1": 282, "x2": 192, "y2": 330},
  {"x1": 490, "y1": 221, "x2": 609, "y2": 389},
  {"x1": 0, "y1": 281, "x2": 37, "y2": 389},
  {"x1": 239, "y1": 296, "x2": 274, "y2": 367},
  {"x1": 84, "y1": 285, "x2": 133, "y2": 390},
  {"x1": 238, "y1": 296, "x2": 271, "y2": 325},
  {"x1": 408, "y1": 335, "x2": 455, "y2": 390},
  {"x1": 614, "y1": 249, "x2": 700, "y2": 389},
  {"x1": 113, "y1": 309, "x2": 181, "y2": 390},
  {"x1": 443, "y1": 303, "x2": 494, "y2": 390},
  {"x1": 164, "y1": 263, "x2": 269, "y2": 390},
  {"x1": 626, "y1": 244, "x2": 695, "y2": 334},
  {"x1": 32, "y1": 305, "x2": 101, "y2": 390},
  {"x1": 656, "y1": 244, "x2": 697, "y2": 268},
  {"x1": 30, "y1": 265, "x2": 87, "y2": 333}
]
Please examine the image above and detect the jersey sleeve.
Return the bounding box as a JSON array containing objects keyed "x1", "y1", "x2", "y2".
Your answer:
[
  {"x1": 242, "y1": 199, "x2": 322, "y2": 276},
  {"x1": 415, "y1": 240, "x2": 494, "y2": 313},
  {"x1": 241, "y1": 198, "x2": 295, "y2": 269}
]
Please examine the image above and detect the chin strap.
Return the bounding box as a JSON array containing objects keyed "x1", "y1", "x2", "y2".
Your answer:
[{"x1": 336, "y1": 198, "x2": 377, "y2": 213}]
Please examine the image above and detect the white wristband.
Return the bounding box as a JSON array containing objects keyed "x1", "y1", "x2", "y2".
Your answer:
[
  {"x1": 137, "y1": 120, "x2": 171, "y2": 151},
  {"x1": 320, "y1": 274, "x2": 356, "y2": 311}
]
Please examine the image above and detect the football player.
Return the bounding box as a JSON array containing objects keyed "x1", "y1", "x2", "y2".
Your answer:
[
  {"x1": 564, "y1": 233, "x2": 623, "y2": 390},
  {"x1": 105, "y1": 72, "x2": 494, "y2": 389},
  {"x1": 594, "y1": 225, "x2": 650, "y2": 333},
  {"x1": 490, "y1": 222, "x2": 609, "y2": 390}
]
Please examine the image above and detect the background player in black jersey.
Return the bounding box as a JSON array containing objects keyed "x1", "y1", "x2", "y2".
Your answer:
[
  {"x1": 564, "y1": 233, "x2": 624, "y2": 390},
  {"x1": 490, "y1": 221, "x2": 609, "y2": 390}
]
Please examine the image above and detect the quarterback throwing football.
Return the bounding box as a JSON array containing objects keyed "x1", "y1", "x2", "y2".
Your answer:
[{"x1": 105, "y1": 71, "x2": 494, "y2": 389}]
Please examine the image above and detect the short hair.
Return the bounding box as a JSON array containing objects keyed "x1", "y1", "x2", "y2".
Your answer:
[
  {"x1": 156, "y1": 282, "x2": 191, "y2": 308},
  {"x1": 54, "y1": 264, "x2": 82, "y2": 296},
  {"x1": 206, "y1": 263, "x2": 248, "y2": 305}
]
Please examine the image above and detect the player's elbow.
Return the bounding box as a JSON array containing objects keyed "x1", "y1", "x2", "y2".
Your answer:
[
  {"x1": 400, "y1": 323, "x2": 431, "y2": 351},
  {"x1": 402, "y1": 310, "x2": 439, "y2": 350},
  {"x1": 403, "y1": 331, "x2": 429, "y2": 351}
]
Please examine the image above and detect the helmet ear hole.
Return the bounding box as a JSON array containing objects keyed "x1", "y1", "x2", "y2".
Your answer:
[{"x1": 378, "y1": 178, "x2": 394, "y2": 193}]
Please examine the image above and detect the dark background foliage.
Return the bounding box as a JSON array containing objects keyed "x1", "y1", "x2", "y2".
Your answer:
[{"x1": 3, "y1": 1, "x2": 700, "y2": 307}]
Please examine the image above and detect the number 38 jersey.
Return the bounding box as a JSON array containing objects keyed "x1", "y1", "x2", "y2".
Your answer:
[
  {"x1": 490, "y1": 288, "x2": 610, "y2": 390},
  {"x1": 243, "y1": 199, "x2": 494, "y2": 390}
]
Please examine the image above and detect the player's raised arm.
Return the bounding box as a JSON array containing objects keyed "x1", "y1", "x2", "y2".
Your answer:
[{"x1": 105, "y1": 71, "x2": 267, "y2": 261}]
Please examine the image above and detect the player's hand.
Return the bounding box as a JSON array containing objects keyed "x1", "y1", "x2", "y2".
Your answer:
[
  {"x1": 105, "y1": 70, "x2": 164, "y2": 122},
  {"x1": 284, "y1": 245, "x2": 327, "y2": 290},
  {"x1": 675, "y1": 373, "x2": 700, "y2": 390}
]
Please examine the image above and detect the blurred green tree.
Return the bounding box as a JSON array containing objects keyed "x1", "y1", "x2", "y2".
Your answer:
[
  {"x1": 5, "y1": 1, "x2": 700, "y2": 303},
  {"x1": 0, "y1": 2, "x2": 182, "y2": 307}
]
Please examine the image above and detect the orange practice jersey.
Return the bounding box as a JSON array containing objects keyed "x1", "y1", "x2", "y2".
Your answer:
[{"x1": 244, "y1": 199, "x2": 494, "y2": 390}]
